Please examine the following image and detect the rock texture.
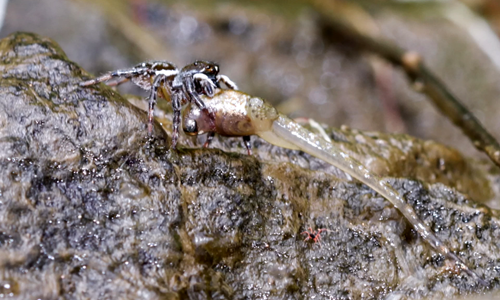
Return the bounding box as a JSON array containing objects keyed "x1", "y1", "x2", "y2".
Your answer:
[{"x1": 0, "y1": 32, "x2": 499, "y2": 299}]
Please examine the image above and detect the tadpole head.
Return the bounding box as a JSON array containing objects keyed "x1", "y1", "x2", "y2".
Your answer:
[{"x1": 182, "y1": 104, "x2": 216, "y2": 136}]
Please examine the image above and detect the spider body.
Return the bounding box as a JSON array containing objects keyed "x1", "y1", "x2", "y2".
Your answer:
[
  {"x1": 80, "y1": 60, "x2": 237, "y2": 148},
  {"x1": 302, "y1": 227, "x2": 328, "y2": 244}
]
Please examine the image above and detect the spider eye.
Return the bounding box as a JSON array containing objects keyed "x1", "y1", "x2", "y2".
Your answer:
[{"x1": 184, "y1": 119, "x2": 198, "y2": 135}]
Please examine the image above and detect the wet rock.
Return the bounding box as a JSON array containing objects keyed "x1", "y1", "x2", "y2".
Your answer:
[{"x1": 0, "y1": 32, "x2": 499, "y2": 299}]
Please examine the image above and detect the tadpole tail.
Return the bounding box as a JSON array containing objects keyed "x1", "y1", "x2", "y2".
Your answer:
[
  {"x1": 266, "y1": 115, "x2": 486, "y2": 285},
  {"x1": 447, "y1": 251, "x2": 489, "y2": 287}
]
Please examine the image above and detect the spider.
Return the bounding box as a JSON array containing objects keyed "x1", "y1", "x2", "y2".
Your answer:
[
  {"x1": 301, "y1": 227, "x2": 328, "y2": 245},
  {"x1": 79, "y1": 60, "x2": 238, "y2": 148}
]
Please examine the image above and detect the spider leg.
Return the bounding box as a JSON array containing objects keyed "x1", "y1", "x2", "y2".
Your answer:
[
  {"x1": 106, "y1": 77, "x2": 131, "y2": 87},
  {"x1": 184, "y1": 75, "x2": 208, "y2": 109},
  {"x1": 171, "y1": 92, "x2": 182, "y2": 148},
  {"x1": 316, "y1": 237, "x2": 323, "y2": 248},
  {"x1": 80, "y1": 67, "x2": 149, "y2": 86},
  {"x1": 242, "y1": 136, "x2": 252, "y2": 155},
  {"x1": 301, "y1": 231, "x2": 311, "y2": 241},
  {"x1": 80, "y1": 74, "x2": 114, "y2": 86},
  {"x1": 217, "y1": 74, "x2": 239, "y2": 90},
  {"x1": 193, "y1": 73, "x2": 217, "y2": 97},
  {"x1": 203, "y1": 132, "x2": 215, "y2": 148},
  {"x1": 147, "y1": 75, "x2": 166, "y2": 135}
]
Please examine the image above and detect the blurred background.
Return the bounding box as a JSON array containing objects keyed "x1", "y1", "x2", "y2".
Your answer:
[{"x1": 1, "y1": 0, "x2": 500, "y2": 160}]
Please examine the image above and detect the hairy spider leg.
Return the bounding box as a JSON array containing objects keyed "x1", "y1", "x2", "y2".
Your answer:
[
  {"x1": 147, "y1": 75, "x2": 167, "y2": 135},
  {"x1": 302, "y1": 230, "x2": 314, "y2": 242},
  {"x1": 194, "y1": 73, "x2": 217, "y2": 97},
  {"x1": 217, "y1": 74, "x2": 239, "y2": 90},
  {"x1": 183, "y1": 73, "x2": 210, "y2": 110},
  {"x1": 243, "y1": 136, "x2": 252, "y2": 155},
  {"x1": 79, "y1": 67, "x2": 150, "y2": 87},
  {"x1": 203, "y1": 132, "x2": 215, "y2": 148},
  {"x1": 171, "y1": 91, "x2": 183, "y2": 148},
  {"x1": 105, "y1": 77, "x2": 131, "y2": 87}
]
